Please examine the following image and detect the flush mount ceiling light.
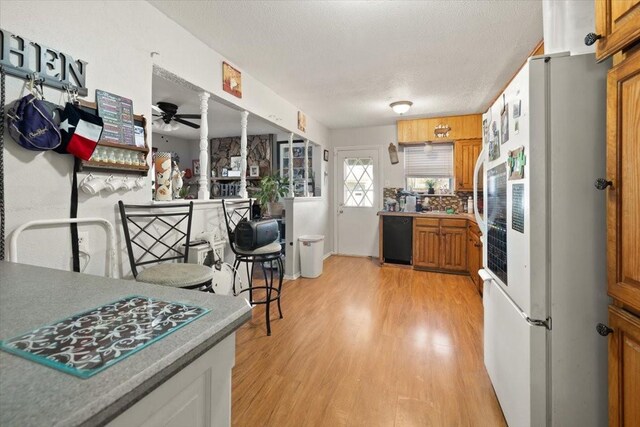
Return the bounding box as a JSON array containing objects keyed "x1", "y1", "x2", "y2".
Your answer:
[
  {"x1": 390, "y1": 100, "x2": 413, "y2": 115},
  {"x1": 424, "y1": 142, "x2": 433, "y2": 153}
]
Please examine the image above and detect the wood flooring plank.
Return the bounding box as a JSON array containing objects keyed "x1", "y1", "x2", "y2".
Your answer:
[{"x1": 231, "y1": 256, "x2": 506, "y2": 426}]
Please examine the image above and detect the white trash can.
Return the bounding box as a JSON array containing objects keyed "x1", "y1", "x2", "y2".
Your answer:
[{"x1": 299, "y1": 235, "x2": 324, "y2": 278}]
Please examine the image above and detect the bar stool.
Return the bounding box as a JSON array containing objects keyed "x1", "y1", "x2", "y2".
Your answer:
[
  {"x1": 118, "y1": 201, "x2": 214, "y2": 290},
  {"x1": 222, "y1": 199, "x2": 283, "y2": 335}
]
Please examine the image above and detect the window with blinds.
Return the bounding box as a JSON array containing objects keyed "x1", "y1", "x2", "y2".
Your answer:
[{"x1": 404, "y1": 143, "x2": 454, "y2": 191}]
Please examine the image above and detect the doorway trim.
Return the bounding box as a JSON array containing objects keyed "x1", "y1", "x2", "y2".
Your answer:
[{"x1": 333, "y1": 145, "x2": 385, "y2": 256}]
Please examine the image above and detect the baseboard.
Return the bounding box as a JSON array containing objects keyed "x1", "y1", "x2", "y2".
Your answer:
[
  {"x1": 285, "y1": 253, "x2": 333, "y2": 281},
  {"x1": 284, "y1": 272, "x2": 301, "y2": 281}
]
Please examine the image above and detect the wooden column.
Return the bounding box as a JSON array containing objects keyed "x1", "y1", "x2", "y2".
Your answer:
[
  {"x1": 239, "y1": 111, "x2": 249, "y2": 199},
  {"x1": 288, "y1": 133, "x2": 294, "y2": 197},
  {"x1": 303, "y1": 139, "x2": 309, "y2": 197},
  {"x1": 198, "y1": 92, "x2": 210, "y2": 200}
]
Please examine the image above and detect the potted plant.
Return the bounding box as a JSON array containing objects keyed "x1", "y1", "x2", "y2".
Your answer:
[
  {"x1": 255, "y1": 173, "x2": 289, "y2": 217},
  {"x1": 426, "y1": 179, "x2": 436, "y2": 195}
]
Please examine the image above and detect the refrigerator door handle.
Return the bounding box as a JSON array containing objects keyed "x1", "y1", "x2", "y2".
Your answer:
[
  {"x1": 473, "y1": 145, "x2": 486, "y2": 236},
  {"x1": 480, "y1": 269, "x2": 552, "y2": 330}
]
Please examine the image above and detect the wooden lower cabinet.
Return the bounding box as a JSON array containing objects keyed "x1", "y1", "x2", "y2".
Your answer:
[
  {"x1": 440, "y1": 226, "x2": 467, "y2": 271},
  {"x1": 412, "y1": 218, "x2": 467, "y2": 272},
  {"x1": 413, "y1": 224, "x2": 440, "y2": 268},
  {"x1": 608, "y1": 306, "x2": 640, "y2": 427},
  {"x1": 467, "y1": 229, "x2": 483, "y2": 294}
]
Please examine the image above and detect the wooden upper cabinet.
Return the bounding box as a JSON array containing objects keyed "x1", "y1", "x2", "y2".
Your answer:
[
  {"x1": 455, "y1": 139, "x2": 482, "y2": 192},
  {"x1": 397, "y1": 114, "x2": 482, "y2": 144},
  {"x1": 594, "y1": 0, "x2": 640, "y2": 61},
  {"x1": 607, "y1": 305, "x2": 640, "y2": 426},
  {"x1": 606, "y1": 50, "x2": 640, "y2": 310},
  {"x1": 397, "y1": 120, "x2": 418, "y2": 144}
]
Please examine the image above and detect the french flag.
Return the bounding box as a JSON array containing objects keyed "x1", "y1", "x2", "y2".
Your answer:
[{"x1": 55, "y1": 103, "x2": 104, "y2": 161}]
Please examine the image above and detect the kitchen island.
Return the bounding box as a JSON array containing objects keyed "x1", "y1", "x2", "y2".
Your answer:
[
  {"x1": 378, "y1": 211, "x2": 484, "y2": 293},
  {"x1": 0, "y1": 261, "x2": 251, "y2": 427}
]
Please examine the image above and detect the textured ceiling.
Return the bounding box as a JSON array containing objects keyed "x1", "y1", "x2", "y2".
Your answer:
[
  {"x1": 149, "y1": 0, "x2": 543, "y2": 129},
  {"x1": 152, "y1": 74, "x2": 282, "y2": 139}
]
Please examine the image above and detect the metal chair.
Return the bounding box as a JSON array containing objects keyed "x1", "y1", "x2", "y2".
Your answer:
[
  {"x1": 118, "y1": 201, "x2": 213, "y2": 290},
  {"x1": 222, "y1": 199, "x2": 283, "y2": 335}
]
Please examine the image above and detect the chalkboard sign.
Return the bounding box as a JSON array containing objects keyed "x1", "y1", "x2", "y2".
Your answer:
[{"x1": 96, "y1": 89, "x2": 135, "y2": 146}]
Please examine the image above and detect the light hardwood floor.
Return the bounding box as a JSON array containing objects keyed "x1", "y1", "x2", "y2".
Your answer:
[{"x1": 232, "y1": 256, "x2": 506, "y2": 426}]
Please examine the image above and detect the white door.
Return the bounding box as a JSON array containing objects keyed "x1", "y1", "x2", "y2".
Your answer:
[{"x1": 335, "y1": 148, "x2": 380, "y2": 257}]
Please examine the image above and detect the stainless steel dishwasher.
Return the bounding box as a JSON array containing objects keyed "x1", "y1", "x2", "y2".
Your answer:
[{"x1": 382, "y1": 216, "x2": 413, "y2": 265}]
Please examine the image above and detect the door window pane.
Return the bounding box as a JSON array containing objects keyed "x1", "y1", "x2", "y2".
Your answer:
[{"x1": 343, "y1": 157, "x2": 373, "y2": 207}]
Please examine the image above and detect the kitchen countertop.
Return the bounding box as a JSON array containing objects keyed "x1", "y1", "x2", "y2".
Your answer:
[
  {"x1": 377, "y1": 210, "x2": 478, "y2": 223},
  {"x1": 0, "y1": 261, "x2": 251, "y2": 427}
]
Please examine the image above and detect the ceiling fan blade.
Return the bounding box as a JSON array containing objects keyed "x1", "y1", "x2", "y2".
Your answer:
[
  {"x1": 174, "y1": 114, "x2": 201, "y2": 119},
  {"x1": 173, "y1": 117, "x2": 200, "y2": 129},
  {"x1": 151, "y1": 105, "x2": 164, "y2": 114},
  {"x1": 152, "y1": 113, "x2": 163, "y2": 117}
]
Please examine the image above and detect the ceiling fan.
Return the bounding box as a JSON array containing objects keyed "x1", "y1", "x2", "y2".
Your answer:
[{"x1": 152, "y1": 102, "x2": 201, "y2": 131}]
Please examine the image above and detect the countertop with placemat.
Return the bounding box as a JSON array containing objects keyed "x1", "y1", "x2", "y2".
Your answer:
[{"x1": 0, "y1": 261, "x2": 251, "y2": 427}]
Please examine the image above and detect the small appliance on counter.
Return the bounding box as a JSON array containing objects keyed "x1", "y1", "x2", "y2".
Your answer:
[
  {"x1": 385, "y1": 198, "x2": 398, "y2": 212},
  {"x1": 405, "y1": 195, "x2": 417, "y2": 212}
]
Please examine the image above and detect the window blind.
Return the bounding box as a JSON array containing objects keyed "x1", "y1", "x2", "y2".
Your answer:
[{"x1": 404, "y1": 144, "x2": 454, "y2": 177}]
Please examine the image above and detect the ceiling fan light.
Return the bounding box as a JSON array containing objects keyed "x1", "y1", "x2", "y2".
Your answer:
[{"x1": 390, "y1": 100, "x2": 413, "y2": 115}]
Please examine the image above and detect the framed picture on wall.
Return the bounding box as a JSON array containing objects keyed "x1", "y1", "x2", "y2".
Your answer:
[
  {"x1": 192, "y1": 159, "x2": 200, "y2": 175},
  {"x1": 297, "y1": 111, "x2": 307, "y2": 132},
  {"x1": 250, "y1": 165, "x2": 260, "y2": 177},
  {"x1": 230, "y1": 156, "x2": 241, "y2": 171},
  {"x1": 324, "y1": 149, "x2": 329, "y2": 162},
  {"x1": 222, "y1": 62, "x2": 242, "y2": 98}
]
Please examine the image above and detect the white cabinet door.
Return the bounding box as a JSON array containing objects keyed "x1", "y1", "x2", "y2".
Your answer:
[{"x1": 108, "y1": 334, "x2": 235, "y2": 427}]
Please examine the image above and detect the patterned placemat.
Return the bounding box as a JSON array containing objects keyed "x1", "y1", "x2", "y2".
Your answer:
[{"x1": 0, "y1": 296, "x2": 210, "y2": 378}]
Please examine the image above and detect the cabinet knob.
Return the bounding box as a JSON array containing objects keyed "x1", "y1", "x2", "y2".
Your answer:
[
  {"x1": 594, "y1": 178, "x2": 613, "y2": 190},
  {"x1": 474, "y1": 243, "x2": 482, "y2": 248},
  {"x1": 596, "y1": 323, "x2": 613, "y2": 336},
  {"x1": 584, "y1": 33, "x2": 602, "y2": 46}
]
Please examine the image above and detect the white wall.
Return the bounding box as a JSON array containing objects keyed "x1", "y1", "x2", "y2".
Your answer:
[
  {"x1": 543, "y1": 0, "x2": 595, "y2": 56},
  {"x1": 283, "y1": 197, "x2": 331, "y2": 279},
  {"x1": 152, "y1": 134, "x2": 198, "y2": 170},
  {"x1": 0, "y1": 0, "x2": 329, "y2": 277}
]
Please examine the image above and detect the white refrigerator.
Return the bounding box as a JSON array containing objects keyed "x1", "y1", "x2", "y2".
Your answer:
[{"x1": 473, "y1": 52, "x2": 611, "y2": 426}]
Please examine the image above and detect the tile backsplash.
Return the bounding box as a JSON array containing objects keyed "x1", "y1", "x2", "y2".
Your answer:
[{"x1": 383, "y1": 188, "x2": 480, "y2": 214}]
